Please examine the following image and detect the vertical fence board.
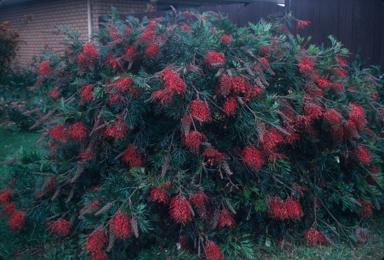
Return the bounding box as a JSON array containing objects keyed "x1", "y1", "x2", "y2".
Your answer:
[
  {"x1": 381, "y1": 0, "x2": 384, "y2": 67},
  {"x1": 350, "y1": 0, "x2": 360, "y2": 58},
  {"x1": 371, "y1": 0, "x2": 382, "y2": 67}
]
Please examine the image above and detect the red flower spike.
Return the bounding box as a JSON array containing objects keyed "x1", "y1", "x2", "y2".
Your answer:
[
  {"x1": 267, "y1": 196, "x2": 303, "y2": 221},
  {"x1": 49, "y1": 124, "x2": 67, "y2": 142},
  {"x1": 219, "y1": 35, "x2": 232, "y2": 44},
  {"x1": 297, "y1": 20, "x2": 311, "y2": 30},
  {"x1": 180, "y1": 24, "x2": 193, "y2": 34},
  {"x1": 47, "y1": 219, "x2": 72, "y2": 236},
  {"x1": 38, "y1": 61, "x2": 54, "y2": 77},
  {"x1": 110, "y1": 211, "x2": 133, "y2": 240},
  {"x1": 315, "y1": 75, "x2": 330, "y2": 89},
  {"x1": 49, "y1": 87, "x2": 61, "y2": 100},
  {"x1": 2, "y1": 202, "x2": 16, "y2": 216},
  {"x1": 205, "y1": 241, "x2": 224, "y2": 260},
  {"x1": 150, "y1": 187, "x2": 169, "y2": 204},
  {"x1": 304, "y1": 228, "x2": 329, "y2": 247},
  {"x1": 262, "y1": 128, "x2": 284, "y2": 153},
  {"x1": 169, "y1": 195, "x2": 192, "y2": 225},
  {"x1": 189, "y1": 98, "x2": 211, "y2": 122},
  {"x1": 145, "y1": 43, "x2": 160, "y2": 59},
  {"x1": 81, "y1": 85, "x2": 96, "y2": 104},
  {"x1": 205, "y1": 51, "x2": 226, "y2": 68},
  {"x1": 223, "y1": 97, "x2": 239, "y2": 117},
  {"x1": 336, "y1": 68, "x2": 348, "y2": 78},
  {"x1": 68, "y1": 122, "x2": 89, "y2": 142},
  {"x1": 106, "y1": 54, "x2": 123, "y2": 70},
  {"x1": 78, "y1": 149, "x2": 96, "y2": 162},
  {"x1": 241, "y1": 145, "x2": 265, "y2": 171},
  {"x1": 217, "y1": 209, "x2": 236, "y2": 228},
  {"x1": 77, "y1": 44, "x2": 99, "y2": 72},
  {"x1": 359, "y1": 199, "x2": 374, "y2": 219},
  {"x1": 85, "y1": 227, "x2": 108, "y2": 260},
  {"x1": 279, "y1": 24, "x2": 289, "y2": 33},
  {"x1": 9, "y1": 210, "x2": 26, "y2": 232},
  {"x1": 112, "y1": 77, "x2": 140, "y2": 98},
  {"x1": 121, "y1": 145, "x2": 143, "y2": 168},
  {"x1": 138, "y1": 31, "x2": 155, "y2": 43},
  {"x1": 299, "y1": 58, "x2": 315, "y2": 76},
  {"x1": 124, "y1": 46, "x2": 137, "y2": 61},
  {"x1": 0, "y1": 190, "x2": 11, "y2": 205},
  {"x1": 348, "y1": 104, "x2": 367, "y2": 133},
  {"x1": 354, "y1": 145, "x2": 372, "y2": 165},
  {"x1": 202, "y1": 147, "x2": 228, "y2": 166},
  {"x1": 189, "y1": 191, "x2": 209, "y2": 219},
  {"x1": 218, "y1": 75, "x2": 261, "y2": 100},
  {"x1": 182, "y1": 130, "x2": 208, "y2": 154},
  {"x1": 104, "y1": 120, "x2": 129, "y2": 142}
]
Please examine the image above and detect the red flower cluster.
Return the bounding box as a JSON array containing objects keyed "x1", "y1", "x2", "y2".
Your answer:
[
  {"x1": 242, "y1": 145, "x2": 265, "y2": 171},
  {"x1": 315, "y1": 75, "x2": 330, "y2": 89},
  {"x1": 348, "y1": 104, "x2": 367, "y2": 134},
  {"x1": 138, "y1": 31, "x2": 155, "y2": 43},
  {"x1": 9, "y1": 210, "x2": 26, "y2": 232},
  {"x1": 180, "y1": 24, "x2": 192, "y2": 34},
  {"x1": 78, "y1": 149, "x2": 96, "y2": 162},
  {"x1": 112, "y1": 77, "x2": 140, "y2": 98},
  {"x1": 150, "y1": 185, "x2": 170, "y2": 205},
  {"x1": 38, "y1": 61, "x2": 53, "y2": 77},
  {"x1": 304, "y1": 228, "x2": 329, "y2": 247},
  {"x1": 202, "y1": 147, "x2": 228, "y2": 166},
  {"x1": 299, "y1": 58, "x2": 316, "y2": 76},
  {"x1": 0, "y1": 190, "x2": 11, "y2": 205},
  {"x1": 106, "y1": 54, "x2": 123, "y2": 70},
  {"x1": 262, "y1": 128, "x2": 284, "y2": 153},
  {"x1": 182, "y1": 130, "x2": 208, "y2": 154},
  {"x1": 205, "y1": 241, "x2": 223, "y2": 260},
  {"x1": 47, "y1": 219, "x2": 72, "y2": 236},
  {"x1": 110, "y1": 211, "x2": 133, "y2": 240},
  {"x1": 354, "y1": 145, "x2": 372, "y2": 165},
  {"x1": 218, "y1": 75, "x2": 262, "y2": 100},
  {"x1": 145, "y1": 43, "x2": 160, "y2": 58},
  {"x1": 124, "y1": 46, "x2": 137, "y2": 61},
  {"x1": 104, "y1": 120, "x2": 129, "y2": 142},
  {"x1": 81, "y1": 85, "x2": 95, "y2": 104},
  {"x1": 217, "y1": 209, "x2": 236, "y2": 228},
  {"x1": 151, "y1": 69, "x2": 188, "y2": 107},
  {"x1": 297, "y1": 20, "x2": 311, "y2": 30},
  {"x1": 337, "y1": 68, "x2": 348, "y2": 78},
  {"x1": 260, "y1": 46, "x2": 272, "y2": 57},
  {"x1": 279, "y1": 24, "x2": 289, "y2": 32},
  {"x1": 223, "y1": 97, "x2": 239, "y2": 117},
  {"x1": 68, "y1": 122, "x2": 89, "y2": 142},
  {"x1": 169, "y1": 194, "x2": 192, "y2": 225},
  {"x1": 121, "y1": 145, "x2": 143, "y2": 168},
  {"x1": 189, "y1": 191, "x2": 209, "y2": 219},
  {"x1": 330, "y1": 82, "x2": 345, "y2": 94},
  {"x1": 49, "y1": 124, "x2": 67, "y2": 142},
  {"x1": 1, "y1": 202, "x2": 16, "y2": 217},
  {"x1": 205, "y1": 51, "x2": 226, "y2": 68},
  {"x1": 85, "y1": 227, "x2": 108, "y2": 260},
  {"x1": 78, "y1": 44, "x2": 99, "y2": 72},
  {"x1": 219, "y1": 35, "x2": 232, "y2": 44},
  {"x1": 268, "y1": 196, "x2": 304, "y2": 221},
  {"x1": 189, "y1": 98, "x2": 211, "y2": 122},
  {"x1": 324, "y1": 108, "x2": 344, "y2": 140},
  {"x1": 359, "y1": 199, "x2": 374, "y2": 218},
  {"x1": 49, "y1": 87, "x2": 61, "y2": 100}
]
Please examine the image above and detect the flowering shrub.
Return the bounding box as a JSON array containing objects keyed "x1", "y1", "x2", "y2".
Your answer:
[{"x1": 1, "y1": 8, "x2": 384, "y2": 260}]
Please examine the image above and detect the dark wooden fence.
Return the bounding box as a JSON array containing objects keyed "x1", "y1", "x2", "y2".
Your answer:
[{"x1": 287, "y1": 0, "x2": 384, "y2": 68}]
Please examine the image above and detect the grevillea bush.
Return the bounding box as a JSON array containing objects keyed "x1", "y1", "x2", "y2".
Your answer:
[{"x1": 1, "y1": 8, "x2": 384, "y2": 259}]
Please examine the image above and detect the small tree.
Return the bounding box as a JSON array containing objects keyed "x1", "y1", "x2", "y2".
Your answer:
[{"x1": 1, "y1": 8, "x2": 383, "y2": 259}]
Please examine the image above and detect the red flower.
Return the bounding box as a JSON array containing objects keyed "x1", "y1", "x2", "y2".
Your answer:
[
  {"x1": 299, "y1": 58, "x2": 315, "y2": 76},
  {"x1": 81, "y1": 85, "x2": 95, "y2": 104},
  {"x1": 110, "y1": 211, "x2": 133, "y2": 240},
  {"x1": 348, "y1": 104, "x2": 367, "y2": 133},
  {"x1": 205, "y1": 241, "x2": 223, "y2": 260},
  {"x1": 182, "y1": 130, "x2": 208, "y2": 154},
  {"x1": 189, "y1": 98, "x2": 211, "y2": 122},
  {"x1": 242, "y1": 145, "x2": 265, "y2": 171},
  {"x1": 49, "y1": 87, "x2": 61, "y2": 100},
  {"x1": 279, "y1": 24, "x2": 289, "y2": 33},
  {"x1": 78, "y1": 44, "x2": 99, "y2": 71},
  {"x1": 1, "y1": 202, "x2": 16, "y2": 216},
  {"x1": 104, "y1": 120, "x2": 129, "y2": 142},
  {"x1": 304, "y1": 228, "x2": 329, "y2": 247},
  {"x1": 297, "y1": 20, "x2": 311, "y2": 30},
  {"x1": 218, "y1": 75, "x2": 261, "y2": 100},
  {"x1": 112, "y1": 77, "x2": 140, "y2": 97},
  {"x1": 262, "y1": 128, "x2": 284, "y2": 153},
  {"x1": 219, "y1": 35, "x2": 232, "y2": 44},
  {"x1": 205, "y1": 51, "x2": 226, "y2": 68},
  {"x1": 68, "y1": 122, "x2": 89, "y2": 142},
  {"x1": 121, "y1": 145, "x2": 143, "y2": 168},
  {"x1": 38, "y1": 61, "x2": 53, "y2": 77},
  {"x1": 138, "y1": 31, "x2": 155, "y2": 43},
  {"x1": 150, "y1": 186, "x2": 169, "y2": 204},
  {"x1": 85, "y1": 227, "x2": 108, "y2": 260},
  {"x1": 330, "y1": 82, "x2": 345, "y2": 94},
  {"x1": 260, "y1": 46, "x2": 272, "y2": 57},
  {"x1": 336, "y1": 68, "x2": 348, "y2": 78},
  {"x1": 78, "y1": 149, "x2": 96, "y2": 162},
  {"x1": 106, "y1": 54, "x2": 123, "y2": 70},
  {"x1": 336, "y1": 56, "x2": 348, "y2": 66},
  {"x1": 223, "y1": 97, "x2": 239, "y2": 117},
  {"x1": 324, "y1": 109, "x2": 342, "y2": 126},
  {"x1": 180, "y1": 24, "x2": 193, "y2": 34},
  {"x1": 202, "y1": 147, "x2": 228, "y2": 166},
  {"x1": 145, "y1": 43, "x2": 160, "y2": 59},
  {"x1": 0, "y1": 190, "x2": 11, "y2": 205},
  {"x1": 315, "y1": 75, "x2": 330, "y2": 89},
  {"x1": 267, "y1": 196, "x2": 303, "y2": 221},
  {"x1": 359, "y1": 199, "x2": 374, "y2": 218},
  {"x1": 169, "y1": 194, "x2": 192, "y2": 225},
  {"x1": 217, "y1": 209, "x2": 236, "y2": 228},
  {"x1": 49, "y1": 124, "x2": 67, "y2": 142},
  {"x1": 151, "y1": 69, "x2": 188, "y2": 107},
  {"x1": 354, "y1": 145, "x2": 372, "y2": 165},
  {"x1": 47, "y1": 219, "x2": 72, "y2": 236},
  {"x1": 189, "y1": 191, "x2": 209, "y2": 219},
  {"x1": 109, "y1": 94, "x2": 128, "y2": 106},
  {"x1": 124, "y1": 46, "x2": 137, "y2": 61},
  {"x1": 9, "y1": 210, "x2": 26, "y2": 232}
]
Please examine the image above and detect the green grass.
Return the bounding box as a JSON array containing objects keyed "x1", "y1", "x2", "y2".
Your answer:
[{"x1": 0, "y1": 125, "x2": 41, "y2": 187}]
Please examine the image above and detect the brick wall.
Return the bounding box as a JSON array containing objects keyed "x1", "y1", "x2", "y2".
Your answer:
[{"x1": 0, "y1": 0, "x2": 89, "y2": 69}]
